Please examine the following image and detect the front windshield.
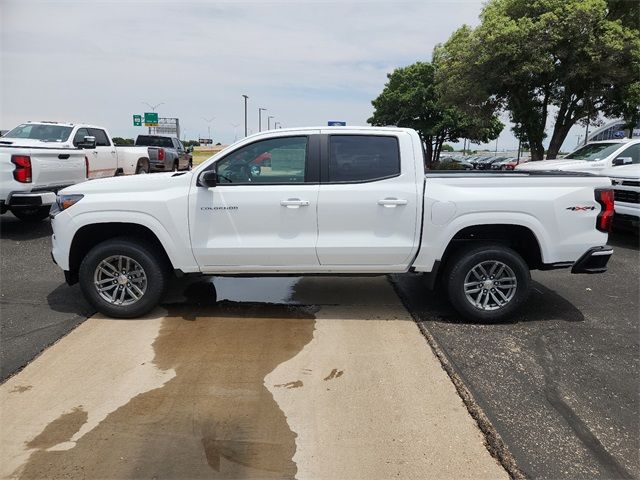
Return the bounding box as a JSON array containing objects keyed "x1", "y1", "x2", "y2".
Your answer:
[
  {"x1": 3, "y1": 124, "x2": 72, "y2": 142},
  {"x1": 566, "y1": 143, "x2": 622, "y2": 161}
]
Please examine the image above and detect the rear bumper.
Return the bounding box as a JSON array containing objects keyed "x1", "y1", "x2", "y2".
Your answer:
[
  {"x1": 7, "y1": 191, "x2": 57, "y2": 207},
  {"x1": 571, "y1": 246, "x2": 613, "y2": 274}
]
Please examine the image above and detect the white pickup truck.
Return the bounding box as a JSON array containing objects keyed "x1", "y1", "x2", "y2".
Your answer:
[
  {"x1": 51, "y1": 127, "x2": 614, "y2": 321},
  {"x1": 516, "y1": 139, "x2": 639, "y2": 174},
  {"x1": 0, "y1": 122, "x2": 153, "y2": 221}
]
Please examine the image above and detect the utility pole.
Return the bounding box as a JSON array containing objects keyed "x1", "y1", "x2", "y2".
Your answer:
[
  {"x1": 242, "y1": 95, "x2": 249, "y2": 137},
  {"x1": 258, "y1": 108, "x2": 266, "y2": 132},
  {"x1": 495, "y1": 137, "x2": 499, "y2": 154},
  {"x1": 268, "y1": 116, "x2": 274, "y2": 130}
]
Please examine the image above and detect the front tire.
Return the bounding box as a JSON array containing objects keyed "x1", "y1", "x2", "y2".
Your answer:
[
  {"x1": 79, "y1": 238, "x2": 169, "y2": 318},
  {"x1": 445, "y1": 244, "x2": 530, "y2": 322},
  {"x1": 11, "y1": 206, "x2": 50, "y2": 222}
]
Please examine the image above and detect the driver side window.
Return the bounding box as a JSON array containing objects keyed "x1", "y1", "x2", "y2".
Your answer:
[{"x1": 215, "y1": 136, "x2": 308, "y2": 184}]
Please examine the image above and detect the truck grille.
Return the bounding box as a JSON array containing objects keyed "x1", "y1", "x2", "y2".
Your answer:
[{"x1": 614, "y1": 190, "x2": 640, "y2": 204}]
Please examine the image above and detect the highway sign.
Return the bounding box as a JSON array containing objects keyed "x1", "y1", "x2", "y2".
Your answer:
[
  {"x1": 133, "y1": 114, "x2": 142, "y2": 126},
  {"x1": 144, "y1": 112, "x2": 159, "y2": 126},
  {"x1": 328, "y1": 121, "x2": 346, "y2": 126}
]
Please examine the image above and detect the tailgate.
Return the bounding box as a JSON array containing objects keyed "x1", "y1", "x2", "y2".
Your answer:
[{"x1": 26, "y1": 148, "x2": 86, "y2": 187}]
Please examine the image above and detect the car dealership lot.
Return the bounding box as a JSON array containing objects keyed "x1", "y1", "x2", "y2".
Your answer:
[{"x1": 0, "y1": 212, "x2": 638, "y2": 479}]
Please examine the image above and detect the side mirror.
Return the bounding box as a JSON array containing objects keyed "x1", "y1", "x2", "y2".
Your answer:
[
  {"x1": 199, "y1": 170, "x2": 218, "y2": 187},
  {"x1": 613, "y1": 156, "x2": 633, "y2": 166},
  {"x1": 77, "y1": 135, "x2": 96, "y2": 149}
]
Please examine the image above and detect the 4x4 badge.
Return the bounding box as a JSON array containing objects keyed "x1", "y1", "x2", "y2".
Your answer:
[{"x1": 566, "y1": 206, "x2": 596, "y2": 211}]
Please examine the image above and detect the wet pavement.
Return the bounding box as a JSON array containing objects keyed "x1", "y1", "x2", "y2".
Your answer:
[
  {"x1": 0, "y1": 276, "x2": 507, "y2": 480},
  {"x1": 392, "y1": 232, "x2": 640, "y2": 480}
]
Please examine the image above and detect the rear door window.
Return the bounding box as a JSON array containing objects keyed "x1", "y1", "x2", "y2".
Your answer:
[{"x1": 328, "y1": 135, "x2": 400, "y2": 182}]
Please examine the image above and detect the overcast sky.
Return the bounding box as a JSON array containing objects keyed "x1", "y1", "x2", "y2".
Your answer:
[{"x1": 1, "y1": 0, "x2": 588, "y2": 150}]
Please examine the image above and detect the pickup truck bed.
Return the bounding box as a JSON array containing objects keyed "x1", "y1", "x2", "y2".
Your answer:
[{"x1": 50, "y1": 127, "x2": 614, "y2": 321}]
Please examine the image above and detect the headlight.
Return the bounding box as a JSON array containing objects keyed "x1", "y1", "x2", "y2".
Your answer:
[{"x1": 52, "y1": 194, "x2": 84, "y2": 215}]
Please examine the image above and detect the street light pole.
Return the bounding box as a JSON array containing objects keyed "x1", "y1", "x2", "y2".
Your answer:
[
  {"x1": 268, "y1": 116, "x2": 274, "y2": 130},
  {"x1": 202, "y1": 117, "x2": 215, "y2": 143},
  {"x1": 142, "y1": 101, "x2": 164, "y2": 134},
  {"x1": 258, "y1": 108, "x2": 266, "y2": 132},
  {"x1": 242, "y1": 95, "x2": 249, "y2": 137}
]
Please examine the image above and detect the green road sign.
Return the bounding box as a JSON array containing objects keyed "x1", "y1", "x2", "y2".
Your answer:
[
  {"x1": 144, "y1": 112, "x2": 159, "y2": 126},
  {"x1": 133, "y1": 114, "x2": 142, "y2": 126}
]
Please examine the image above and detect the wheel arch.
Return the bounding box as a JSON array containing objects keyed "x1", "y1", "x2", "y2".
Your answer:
[
  {"x1": 422, "y1": 223, "x2": 543, "y2": 289},
  {"x1": 67, "y1": 222, "x2": 174, "y2": 284}
]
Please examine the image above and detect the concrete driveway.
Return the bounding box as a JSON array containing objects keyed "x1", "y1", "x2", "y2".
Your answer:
[{"x1": 0, "y1": 277, "x2": 506, "y2": 480}]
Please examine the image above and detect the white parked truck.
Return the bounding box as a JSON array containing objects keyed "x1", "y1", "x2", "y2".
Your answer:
[
  {"x1": 516, "y1": 139, "x2": 639, "y2": 174},
  {"x1": 0, "y1": 121, "x2": 153, "y2": 221},
  {"x1": 601, "y1": 163, "x2": 640, "y2": 231},
  {"x1": 51, "y1": 127, "x2": 615, "y2": 321}
]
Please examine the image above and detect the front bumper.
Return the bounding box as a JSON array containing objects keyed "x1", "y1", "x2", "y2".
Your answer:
[{"x1": 571, "y1": 246, "x2": 613, "y2": 274}]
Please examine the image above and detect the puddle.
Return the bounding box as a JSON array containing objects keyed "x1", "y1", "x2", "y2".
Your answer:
[
  {"x1": 164, "y1": 276, "x2": 301, "y2": 307},
  {"x1": 17, "y1": 302, "x2": 317, "y2": 479}
]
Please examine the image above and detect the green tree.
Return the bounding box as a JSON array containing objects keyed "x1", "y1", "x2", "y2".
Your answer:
[
  {"x1": 112, "y1": 137, "x2": 134, "y2": 146},
  {"x1": 437, "y1": 0, "x2": 640, "y2": 160},
  {"x1": 368, "y1": 61, "x2": 502, "y2": 166},
  {"x1": 441, "y1": 144, "x2": 454, "y2": 152}
]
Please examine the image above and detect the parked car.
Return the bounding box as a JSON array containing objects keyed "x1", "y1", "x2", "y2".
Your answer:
[
  {"x1": 51, "y1": 127, "x2": 613, "y2": 322},
  {"x1": 501, "y1": 158, "x2": 530, "y2": 171},
  {"x1": 477, "y1": 156, "x2": 507, "y2": 170},
  {"x1": 601, "y1": 163, "x2": 639, "y2": 232},
  {"x1": 516, "y1": 139, "x2": 640, "y2": 174},
  {"x1": 0, "y1": 121, "x2": 149, "y2": 221},
  {"x1": 133, "y1": 135, "x2": 192, "y2": 172},
  {"x1": 490, "y1": 157, "x2": 517, "y2": 170}
]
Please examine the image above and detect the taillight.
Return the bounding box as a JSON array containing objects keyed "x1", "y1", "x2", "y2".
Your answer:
[
  {"x1": 158, "y1": 148, "x2": 165, "y2": 161},
  {"x1": 11, "y1": 155, "x2": 32, "y2": 183},
  {"x1": 85, "y1": 156, "x2": 90, "y2": 179},
  {"x1": 595, "y1": 188, "x2": 614, "y2": 233}
]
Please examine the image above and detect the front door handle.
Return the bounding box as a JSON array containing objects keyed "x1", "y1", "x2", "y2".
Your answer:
[
  {"x1": 281, "y1": 198, "x2": 310, "y2": 208},
  {"x1": 378, "y1": 197, "x2": 408, "y2": 208}
]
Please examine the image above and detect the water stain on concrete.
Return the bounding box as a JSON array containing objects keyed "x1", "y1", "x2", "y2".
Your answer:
[
  {"x1": 25, "y1": 407, "x2": 87, "y2": 451},
  {"x1": 274, "y1": 380, "x2": 303, "y2": 389},
  {"x1": 17, "y1": 302, "x2": 317, "y2": 479},
  {"x1": 323, "y1": 369, "x2": 344, "y2": 381},
  {"x1": 9, "y1": 385, "x2": 32, "y2": 393}
]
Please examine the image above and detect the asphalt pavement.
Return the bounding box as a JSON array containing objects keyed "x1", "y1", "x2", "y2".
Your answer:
[
  {"x1": 0, "y1": 213, "x2": 94, "y2": 381},
  {"x1": 393, "y1": 232, "x2": 640, "y2": 480}
]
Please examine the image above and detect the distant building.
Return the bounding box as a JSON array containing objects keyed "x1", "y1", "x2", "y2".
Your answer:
[{"x1": 588, "y1": 119, "x2": 640, "y2": 142}]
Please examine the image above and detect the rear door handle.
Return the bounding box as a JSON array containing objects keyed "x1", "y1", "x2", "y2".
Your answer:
[
  {"x1": 378, "y1": 197, "x2": 408, "y2": 207},
  {"x1": 281, "y1": 198, "x2": 310, "y2": 208}
]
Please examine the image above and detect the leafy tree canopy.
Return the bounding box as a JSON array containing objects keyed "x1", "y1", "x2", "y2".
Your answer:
[
  {"x1": 368, "y1": 61, "x2": 502, "y2": 166},
  {"x1": 436, "y1": 0, "x2": 640, "y2": 159}
]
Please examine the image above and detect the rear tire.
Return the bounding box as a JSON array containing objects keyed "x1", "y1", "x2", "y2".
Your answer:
[
  {"x1": 136, "y1": 160, "x2": 149, "y2": 174},
  {"x1": 11, "y1": 206, "x2": 50, "y2": 222},
  {"x1": 445, "y1": 244, "x2": 530, "y2": 322},
  {"x1": 172, "y1": 161, "x2": 179, "y2": 172},
  {"x1": 79, "y1": 238, "x2": 169, "y2": 318}
]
